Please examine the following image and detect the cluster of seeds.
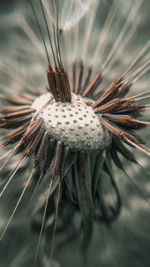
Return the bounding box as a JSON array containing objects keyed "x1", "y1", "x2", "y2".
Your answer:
[{"x1": 0, "y1": 0, "x2": 150, "y2": 265}]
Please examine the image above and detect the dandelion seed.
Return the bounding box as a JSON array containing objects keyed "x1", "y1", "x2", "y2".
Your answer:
[{"x1": 0, "y1": 0, "x2": 150, "y2": 266}]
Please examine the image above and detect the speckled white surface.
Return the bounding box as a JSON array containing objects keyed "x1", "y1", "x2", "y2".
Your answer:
[{"x1": 32, "y1": 93, "x2": 111, "y2": 150}]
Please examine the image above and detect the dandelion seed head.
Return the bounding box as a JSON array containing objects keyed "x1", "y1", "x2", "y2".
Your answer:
[
  {"x1": 0, "y1": 0, "x2": 150, "y2": 265},
  {"x1": 32, "y1": 92, "x2": 111, "y2": 150}
]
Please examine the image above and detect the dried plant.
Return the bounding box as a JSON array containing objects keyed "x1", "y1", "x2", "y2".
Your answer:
[{"x1": 0, "y1": 0, "x2": 150, "y2": 266}]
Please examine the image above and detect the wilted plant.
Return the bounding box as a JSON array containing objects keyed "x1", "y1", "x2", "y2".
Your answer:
[{"x1": 0, "y1": 0, "x2": 150, "y2": 266}]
